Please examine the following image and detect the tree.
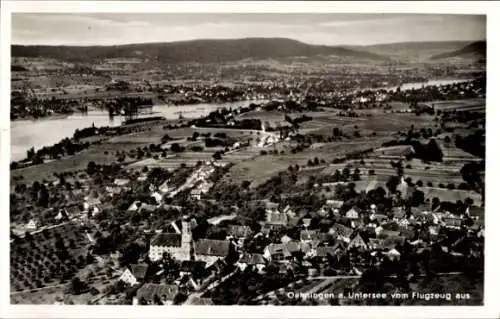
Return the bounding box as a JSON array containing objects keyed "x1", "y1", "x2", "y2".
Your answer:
[
  {"x1": 171, "y1": 143, "x2": 183, "y2": 153},
  {"x1": 241, "y1": 180, "x2": 251, "y2": 190},
  {"x1": 386, "y1": 176, "x2": 401, "y2": 194},
  {"x1": 342, "y1": 167, "x2": 351, "y2": 181},
  {"x1": 192, "y1": 131, "x2": 200, "y2": 141},
  {"x1": 431, "y1": 197, "x2": 441, "y2": 210},
  {"x1": 410, "y1": 190, "x2": 425, "y2": 207},
  {"x1": 460, "y1": 162, "x2": 482, "y2": 186},
  {"x1": 86, "y1": 161, "x2": 97, "y2": 175},
  {"x1": 352, "y1": 168, "x2": 361, "y2": 181},
  {"x1": 69, "y1": 276, "x2": 88, "y2": 295},
  {"x1": 212, "y1": 151, "x2": 222, "y2": 160}
]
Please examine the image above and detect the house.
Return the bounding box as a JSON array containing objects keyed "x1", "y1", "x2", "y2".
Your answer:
[
  {"x1": 368, "y1": 238, "x2": 383, "y2": 250},
  {"x1": 345, "y1": 207, "x2": 360, "y2": 220},
  {"x1": 314, "y1": 246, "x2": 339, "y2": 260},
  {"x1": 133, "y1": 283, "x2": 179, "y2": 305},
  {"x1": 194, "y1": 239, "x2": 231, "y2": 265},
  {"x1": 236, "y1": 253, "x2": 267, "y2": 272},
  {"x1": 191, "y1": 189, "x2": 202, "y2": 200},
  {"x1": 105, "y1": 186, "x2": 122, "y2": 196},
  {"x1": 179, "y1": 260, "x2": 206, "y2": 278},
  {"x1": 280, "y1": 235, "x2": 293, "y2": 244},
  {"x1": 325, "y1": 200, "x2": 344, "y2": 209},
  {"x1": 263, "y1": 242, "x2": 300, "y2": 262},
  {"x1": 113, "y1": 178, "x2": 130, "y2": 186},
  {"x1": 127, "y1": 201, "x2": 141, "y2": 212},
  {"x1": 300, "y1": 230, "x2": 320, "y2": 243},
  {"x1": 299, "y1": 241, "x2": 320, "y2": 258},
  {"x1": 159, "y1": 180, "x2": 171, "y2": 194},
  {"x1": 392, "y1": 207, "x2": 406, "y2": 220},
  {"x1": 151, "y1": 192, "x2": 163, "y2": 204},
  {"x1": 397, "y1": 218, "x2": 410, "y2": 229},
  {"x1": 265, "y1": 210, "x2": 288, "y2": 229},
  {"x1": 26, "y1": 219, "x2": 38, "y2": 231},
  {"x1": 370, "y1": 213, "x2": 388, "y2": 223},
  {"x1": 377, "y1": 229, "x2": 401, "y2": 239},
  {"x1": 348, "y1": 234, "x2": 367, "y2": 251},
  {"x1": 186, "y1": 296, "x2": 215, "y2": 305},
  {"x1": 119, "y1": 264, "x2": 149, "y2": 286},
  {"x1": 148, "y1": 216, "x2": 192, "y2": 261},
  {"x1": 55, "y1": 209, "x2": 69, "y2": 221},
  {"x1": 443, "y1": 216, "x2": 463, "y2": 228},
  {"x1": 384, "y1": 248, "x2": 401, "y2": 261},
  {"x1": 228, "y1": 225, "x2": 253, "y2": 244},
  {"x1": 329, "y1": 224, "x2": 354, "y2": 243}
]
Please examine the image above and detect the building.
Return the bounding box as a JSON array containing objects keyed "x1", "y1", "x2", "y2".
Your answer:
[
  {"x1": 228, "y1": 225, "x2": 253, "y2": 246},
  {"x1": 263, "y1": 241, "x2": 300, "y2": 262},
  {"x1": 186, "y1": 297, "x2": 214, "y2": 305},
  {"x1": 329, "y1": 224, "x2": 354, "y2": 243},
  {"x1": 236, "y1": 253, "x2": 267, "y2": 272},
  {"x1": 26, "y1": 219, "x2": 38, "y2": 231},
  {"x1": 148, "y1": 216, "x2": 192, "y2": 262},
  {"x1": 443, "y1": 216, "x2": 463, "y2": 229},
  {"x1": 119, "y1": 264, "x2": 149, "y2": 286},
  {"x1": 133, "y1": 284, "x2": 179, "y2": 305},
  {"x1": 265, "y1": 210, "x2": 289, "y2": 229},
  {"x1": 348, "y1": 234, "x2": 367, "y2": 251},
  {"x1": 179, "y1": 260, "x2": 206, "y2": 278},
  {"x1": 345, "y1": 207, "x2": 360, "y2": 220},
  {"x1": 384, "y1": 248, "x2": 401, "y2": 261},
  {"x1": 191, "y1": 189, "x2": 202, "y2": 201},
  {"x1": 300, "y1": 230, "x2": 320, "y2": 243},
  {"x1": 194, "y1": 239, "x2": 231, "y2": 265}
]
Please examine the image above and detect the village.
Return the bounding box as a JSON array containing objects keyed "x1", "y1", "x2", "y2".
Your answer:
[{"x1": 10, "y1": 78, "x2": 485, "y2": 305}]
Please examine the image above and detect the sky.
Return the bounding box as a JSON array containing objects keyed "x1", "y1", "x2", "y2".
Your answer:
[{"x1": 12, "y1": 13, "x2": 486, "y2": 46}]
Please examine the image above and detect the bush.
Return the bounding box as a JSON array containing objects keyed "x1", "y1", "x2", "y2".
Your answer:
[
  {"x1": 447, "y1": 183, "x2": 456, "y2": 190},
  {"x1": 368, "y1": 169, "x2": 375, "y2": 176}
]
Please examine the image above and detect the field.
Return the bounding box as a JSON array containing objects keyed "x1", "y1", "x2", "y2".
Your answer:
[
  {"x1": 11, "y1": 121, "x2": 257, "y2": 183},
  {"x1": 10, "y1": 221, "x2": 90, "y2": 293}
]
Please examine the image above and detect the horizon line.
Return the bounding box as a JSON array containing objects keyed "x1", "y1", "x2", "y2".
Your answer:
[{"x1": 10, "y1": 37, "x2": 487, "y2": 48}]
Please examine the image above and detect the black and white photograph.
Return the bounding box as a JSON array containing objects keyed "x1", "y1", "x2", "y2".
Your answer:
[{"x1": 1, "y1": 1, "x2": 498, "y2": 318}]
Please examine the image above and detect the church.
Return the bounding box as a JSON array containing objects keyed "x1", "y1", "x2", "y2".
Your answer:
[{"x1": 149, "y1": 216, "x2": 192, "y2": 262}]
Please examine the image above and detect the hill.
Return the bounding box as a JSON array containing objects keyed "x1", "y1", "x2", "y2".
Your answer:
[
  {"x1": 430, "y1": 41, "x2": 486, "y2": 61},
  {"x1": 11, "y1": 38, "x2": 388, "y2": 64},
  {"x1": 355, "y1": 41, "x2": 483, "y2": 62}
]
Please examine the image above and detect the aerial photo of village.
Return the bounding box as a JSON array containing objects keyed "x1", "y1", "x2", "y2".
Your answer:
[{"x1": 9, "y1": 12, "x2": 486, "y2": 306}]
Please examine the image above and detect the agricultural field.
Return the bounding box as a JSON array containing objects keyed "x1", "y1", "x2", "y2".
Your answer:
[{"x1": 10, "y1": 222, "x2": 91, "y2": 293}]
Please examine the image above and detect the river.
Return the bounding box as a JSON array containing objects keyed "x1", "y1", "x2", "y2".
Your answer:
[
  {"x1": 10, "y1": 100, "x2": 260, "y2": 162},
  {"x1": 10, "y1": 77, "x2": 476, "y2": 162}
]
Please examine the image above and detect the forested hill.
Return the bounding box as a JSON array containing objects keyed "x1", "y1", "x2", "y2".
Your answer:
[{"x1": 11, "y1": 37, "x2": 388, "y2": 63}]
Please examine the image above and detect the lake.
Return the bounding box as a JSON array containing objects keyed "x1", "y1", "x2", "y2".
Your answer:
[{"x1": 11, "y1": 100, "x2": 261, "y2": 162}]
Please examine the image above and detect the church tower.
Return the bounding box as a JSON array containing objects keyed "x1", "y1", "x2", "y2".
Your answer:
[{"x1": 181, "y1": 215, "x2": 192, "y2": 260}]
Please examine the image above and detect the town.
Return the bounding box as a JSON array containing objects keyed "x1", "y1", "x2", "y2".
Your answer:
[
  {"x1": 10, "y1": 76, "x2": 485, "y2": 305},
  {"x1": 9, "y1": 16, "x2": 486, "y2": 306}
]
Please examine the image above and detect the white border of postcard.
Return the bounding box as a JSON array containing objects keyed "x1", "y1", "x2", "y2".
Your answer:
[{"x1": 1, "y1": 1, "x2": 499, "y2": 319}]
